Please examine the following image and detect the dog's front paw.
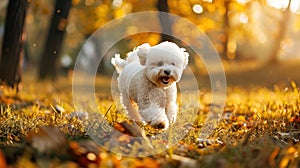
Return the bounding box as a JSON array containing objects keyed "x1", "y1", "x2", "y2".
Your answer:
[
  {"x1": 150, "y1": 109, "x2": 170, "y2": 130},
  {"x1": 150, "y1": 119, "x2": 170, "y2": 130},
  {"x1": 140, "y1": 104, "x2": 170, "y2": 130}
]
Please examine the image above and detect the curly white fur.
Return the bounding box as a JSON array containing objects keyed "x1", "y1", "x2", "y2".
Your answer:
[{"x1": 111, "y1": 41, "x2": 189, "y2": 130}]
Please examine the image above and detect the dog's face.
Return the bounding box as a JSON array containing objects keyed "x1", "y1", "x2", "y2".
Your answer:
[{"x1": 137, "y1": 42, "x2": 189, "y2": 87}]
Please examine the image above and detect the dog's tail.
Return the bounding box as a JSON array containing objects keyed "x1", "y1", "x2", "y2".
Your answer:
[{"x1": 111, "y1": 54, "x2": 126, "y2": 74}]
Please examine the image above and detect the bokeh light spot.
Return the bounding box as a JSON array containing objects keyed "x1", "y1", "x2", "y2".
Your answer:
[{"x1": 193, "y1": 4, "x2": 203, "y2": 14}]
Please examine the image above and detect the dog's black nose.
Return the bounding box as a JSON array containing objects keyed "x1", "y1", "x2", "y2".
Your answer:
[{"x1": 164, "y1": 70, "x2": 171, "y2": 75}]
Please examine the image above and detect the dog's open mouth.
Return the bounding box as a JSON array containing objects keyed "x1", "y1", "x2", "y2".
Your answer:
[{"x1": 161, "y1": 76, "x2": 170, "y2": 84}]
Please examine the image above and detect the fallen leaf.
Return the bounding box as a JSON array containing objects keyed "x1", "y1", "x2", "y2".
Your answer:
[
  {"x1": 171, "y1": 154, "x2": 198, "y2": 168},
  {"x1": 269, "y1": 147, "x2": 280, "y2": 167},
  {"x1": 27, "y1": 126, "x2": 67, "y2": 153},
  {"x1": 0, "y1": 151, "x2": 7, "y2": 168}
]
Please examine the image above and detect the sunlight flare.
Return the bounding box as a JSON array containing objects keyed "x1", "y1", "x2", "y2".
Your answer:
[
  {"x1": 267, "y1": 0, "x2": 300, "y2": 13},
  {"x1": 236, "y1": 0, "x2": 250, "y2": 4}
]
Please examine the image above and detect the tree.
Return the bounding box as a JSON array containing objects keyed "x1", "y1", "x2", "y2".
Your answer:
[
  {"x1": 38, "y1": 0, "x2": 72, "y2": 79},
  {"x1": 222, "y1": 0, "x2": 231, "y2": 60},
  {"x1": 269, "y1": 0, "x2": 291, "y2": 63},
  {"x1": 157, "y1": 0, "x2": 174, "y2": 42},
  {"x1": 0, "y1": 0, "x2": 29, "y2": 89}
]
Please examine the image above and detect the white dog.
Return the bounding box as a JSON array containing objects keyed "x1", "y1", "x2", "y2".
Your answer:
[{"x1": 111, "y1": 41, "x2": 189, "y2": 130}]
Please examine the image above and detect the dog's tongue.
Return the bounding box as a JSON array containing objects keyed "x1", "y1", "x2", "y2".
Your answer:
[{"x1": 162, "y1": 77, "x2": 170, "y2": 84}]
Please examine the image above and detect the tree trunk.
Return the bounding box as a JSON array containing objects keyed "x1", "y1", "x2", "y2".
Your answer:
[
  {"x1": 0, "y1": 0, "x2": 29, "y2": 89},
  {"x1": 38, "y1": 0, "x2": 72, "y2": 79},
  {"x1": 221, "y1": 0, "x2": 230, "y2": 60},
  {"x1": 157, "y1": 0, "x2": 174, "y2": 42},
  {"x1": 269, "y1": 0, "x2": 291, "y2": 64}
]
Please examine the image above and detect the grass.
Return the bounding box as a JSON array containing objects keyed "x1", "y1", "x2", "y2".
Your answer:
[{"x1": 0, "y1": 62, "x2": 300, "y2": 167}]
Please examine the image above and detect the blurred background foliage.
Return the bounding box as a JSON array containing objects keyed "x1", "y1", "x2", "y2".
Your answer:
[{"x1": 1, "y1": 0, "x2": 300, "y2": 76}]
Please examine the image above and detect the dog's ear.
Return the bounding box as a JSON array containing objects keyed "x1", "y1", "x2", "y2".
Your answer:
[
  {"x1": 137, "y1": 43, "x2": 150, "y2": 65},
  {"x1": 181, "y1": 48, "x2": 189, "y2": 69}
]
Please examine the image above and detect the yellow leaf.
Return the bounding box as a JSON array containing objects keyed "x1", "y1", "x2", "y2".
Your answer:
[
  {"x1": 114, "y1": 9, "x2": 125, "y2": 18},
  {"x1": 280, "y1": 157, "x2": 290, "y2": 168}
]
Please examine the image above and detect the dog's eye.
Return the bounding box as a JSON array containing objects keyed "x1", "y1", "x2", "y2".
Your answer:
[
  {"x1": 171, "y1": 62, "x2": 176, "y2": 66},
  {"x1": 157, "y1": 61, "x2": 163, "y2": 66}
]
